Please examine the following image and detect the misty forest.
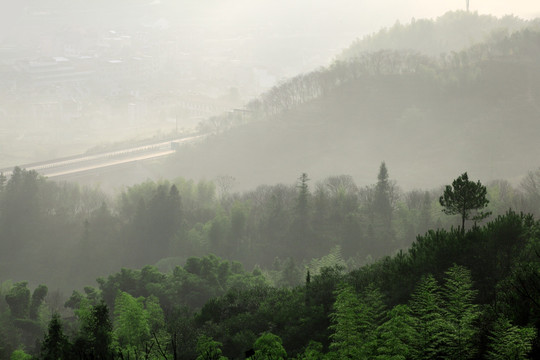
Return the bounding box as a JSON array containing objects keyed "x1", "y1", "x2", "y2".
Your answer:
[{"x1": 2, "y1": 2, "x2": 540, "y2": 359}]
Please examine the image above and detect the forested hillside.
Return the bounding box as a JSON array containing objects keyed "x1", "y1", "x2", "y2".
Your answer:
[
  {"x1": 160, "y1": 13, "x2": 540, "y2": 190},
  {"x1": 1, "y1": 174, "x2": 540, "y2": 359},
  {"x1": 3, "y1": 163, "x2": 540, "y2": 292},
  {"x1": 2, "y1": 10, "x2": 540, "y2": 360},
  {"x1": 339, "y1": 11, "x2": 534, "y2": 58}
]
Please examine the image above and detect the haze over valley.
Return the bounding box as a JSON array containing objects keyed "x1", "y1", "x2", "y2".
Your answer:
[
  {"x1": 3, "y1": 2, "x2": 540, "y2": 359},
  {"x1": 1, "y1": 0, "x2": 539, "y2": 192}
]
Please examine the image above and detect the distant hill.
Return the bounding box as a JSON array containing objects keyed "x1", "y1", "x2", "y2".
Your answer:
[
  {"x1": 159, "y1": 15, "x2": 540, "y2": 191},
  {"x1": 338, "y1": 11, "x2": 537, "y2": 59}
]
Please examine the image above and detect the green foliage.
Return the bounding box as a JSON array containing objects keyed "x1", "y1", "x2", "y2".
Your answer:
[
  {"x1": 328, "y1": 283, "x2": 362, "y2": 358},
  {"x1": 114, "y1": 291, "x2": 150, "y2": 348},
  {"x1": 327, "y1": 282, "x2": 388, "y2": 358},
  {"x1": 278, "y1": 257, "x2": 302, "y2": 288},
  {"x1": 487, "y1": 317, "x2": 536, "y2": 360},
  {"x1": 10, "y1": 349, "x2": 32, "y2": 360},
  {"x1": 250, "y1": 333, "x2": 287, "y2": 360},
  {"x1": 373, "y1": 162, "x2": 393, "y2": 227},
  {"x1": 409, "y1": 275, "x2": 445, "y2": 360},
  {"x1": 307, "y1": 246, "x2": 346, "y2": 277},
  {"x1": 196, "y1": 335, "x2": 228, "y2": 360},
  {"x1": 122, "y1": 182, "x2": 182, "y2": 266},
  {"x1": 439, "y1": 265, "x2": 480, "y2": 360},
  {"x1": 290, "y1": 173, "x2": 314, "y2": 260},
  {"x1": 439, "y1": 172, "x2": 490, "y2": 233},
  {"x1": 295, "y1": 341, "x2": 324, "y2": 360},
  {"x1": 41, "y1": 313, "x2": 70, "y2": 360},
  {"x1": 145, "y1": 295, "x2": 165, "y2": 333},
  {"x1": 5, "y1": 135, "x2": 540, "y2": 359},
  {"x1": 0, "y1": 168, "x2": 44, "y2": 262},
  {"x1": 29, "y1": 285, "x2": 48, "y2": 321},
  {"x1": 1, "y1": 210, "x2": 540, "y2": 358},
  {"x1": 375, "y1": 304, "x2": 415, "y2": 360},
  {"x1": 75, "y1": 301, "x2": 114, "y2": 360},
  {"x1": 5, "y1": 282, "x2": 30, "y2": 319}
]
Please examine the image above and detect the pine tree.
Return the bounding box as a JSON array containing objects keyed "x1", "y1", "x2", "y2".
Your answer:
[
  {"x1": 439, "y1": 172, "x2": 490, "y2": 234},
  {"x1": 409, "y1": 275, "x2": 445, "y2": 360},
  {"x1": 486, "y1": 317, "x2": 536, "y2": 360},
  {"x1": 76, "y1": 301, "x2": 114, "y2": 360},
  {"x1": 373, "y1": 162, "x2": 393, "y2": 226},
  {"x1": 41, "y1": 313, "x2": 70, "y2": 360},
  {"x1": 361, "y1": 284, "x2": 387, "y2": 357},
  {"x1": 329, "y1": 283, "x2": 362, "y2": 359},
  {"x1": 330, "y1": 283, "x2": 387, "y2": 358},
  {"x1": 375, "y1": 304, "x2": 416, "y2": 360},
  {"x1": 440, "y1": 265, "x2": 480, "y2": 360},
  {"x1": 291, "y1": 173, "x2": 312, "y2": 259}
]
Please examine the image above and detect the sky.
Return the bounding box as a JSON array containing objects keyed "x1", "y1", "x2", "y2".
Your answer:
[{"x1": 2, "y1": 1, "x2": 539, "y2": 53}]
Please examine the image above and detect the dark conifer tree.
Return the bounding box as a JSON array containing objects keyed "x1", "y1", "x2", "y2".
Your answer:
[
  {"x1": 373, "y1": 162, "x2": 392, "y2": 226},
  {"x1": 439, "y1": 172, "x2": 490, "y2": 234},
  {"x1": 41, "y1": 313, "x2": 70, "y2": 360}
]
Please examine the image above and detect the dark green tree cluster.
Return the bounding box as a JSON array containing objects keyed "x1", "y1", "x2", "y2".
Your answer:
[
  {"x1": 3, "y1": 168, "x2": 540, "y2": 358},
  {"x1": 191, "y1": 210, "x2": 540, "y2": 358},
  {"x1": 1, "y1": 208, "x2": 539, "y2": 359},
  {"x1": 0, "y1": 282, "x2": 48, "y2": 355}
]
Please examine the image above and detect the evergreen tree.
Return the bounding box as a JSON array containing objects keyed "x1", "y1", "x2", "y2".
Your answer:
[
  {"x1": 440, "y1": 265, "x2": 480, "y2": 360},
  {"x1": 329, "y1": 283, "x2": 362, "y2": 358},
  {"x1": 76, "y1": 302, "x2": 114, "y2": 360},
  {"x1": 373, "y1": 162, "x2": 393, "y2": 226},
  {"x1": 439, "y1": 172, "x2": 490, "y2": 234},
  {"x1": 486, "y1": 317, "x2": 536, "y2": 360},
  {"x1": 291, "y1": 173, "x2": 312, "y2": 259},
  {"x1": 375, "y1": 304, "x2": 416, "y2": 360},
  {"x1": 370, "y1": 162, "x2": 396, "y2": 256},
  {"x1": 0, "y1": 168, "x2": 43, "y2": 261},
  {"x1": 41, "y1": 313, "x2": 70, "y2": 360},
  {"x1": 297, "y1": 173, "x2": 310, "y2": 220},
  {"x1": 409, "y1": 274, "x2": 445, "y2": 360},
  {"x1": 360, "y1": 284, "x2": 387, "y2": 357}
]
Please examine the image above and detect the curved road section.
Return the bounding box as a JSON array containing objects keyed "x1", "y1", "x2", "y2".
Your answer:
[{"x1": 0, "y1": 134, "x2": 206, "y2": 179}]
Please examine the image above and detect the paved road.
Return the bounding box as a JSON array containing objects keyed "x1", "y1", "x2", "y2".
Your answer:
[{"x1": 0, "y1": 134, "x2": 206, "y2": 178}]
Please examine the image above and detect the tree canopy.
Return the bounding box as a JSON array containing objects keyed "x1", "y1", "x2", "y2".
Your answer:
[{"x1": 439, "y1": 172, "x2": 490, "y2": 233}]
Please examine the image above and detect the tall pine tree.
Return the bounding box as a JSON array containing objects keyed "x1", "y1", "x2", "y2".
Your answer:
[{"x1": 440, "y1": 265, "x2": 480, "y2": 360}]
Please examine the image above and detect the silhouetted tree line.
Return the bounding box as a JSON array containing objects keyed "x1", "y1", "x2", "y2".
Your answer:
[
  {"x1": 339, "y1": 11, "x2": 534, "y2": 58},
  {"x1": 234, "y1": 19, "x2": 540, "y2": 124},
  {"x1": 3, "y1": 163, "x2": 540, "y2": 291}
]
